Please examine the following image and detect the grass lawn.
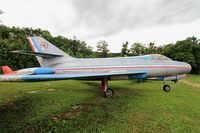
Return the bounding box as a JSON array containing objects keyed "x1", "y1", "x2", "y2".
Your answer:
[
  {"x1": 0, "y1": 75, "x2": 200, "y2": 133},
  {"x1": 186, "y1": 75, "x2": 200, "y2": 83}
]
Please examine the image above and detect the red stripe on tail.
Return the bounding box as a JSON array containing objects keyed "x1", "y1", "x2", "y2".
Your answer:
[{"x1": 27, "y1": 38, "x2": 35, "y2": 52}]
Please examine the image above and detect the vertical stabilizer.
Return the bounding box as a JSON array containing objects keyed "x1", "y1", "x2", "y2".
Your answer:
[{"x1": 27, "y1": 37, "x2": 75, "y2": 67}]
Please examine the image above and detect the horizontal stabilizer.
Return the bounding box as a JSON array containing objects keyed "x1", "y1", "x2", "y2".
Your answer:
[{"x1": 12, "y1": 50, "x2": 63, "y2": 58}]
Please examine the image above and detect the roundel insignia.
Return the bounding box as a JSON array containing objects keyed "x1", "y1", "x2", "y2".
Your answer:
[{"x1": 40, "y1": 42, "x2": 49, "y2": 50}]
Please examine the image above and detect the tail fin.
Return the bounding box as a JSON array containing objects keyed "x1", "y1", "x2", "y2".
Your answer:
[
  {"x1": 2, "y1": 66, "x2": 14, "y2": 74},
  {"x1": 27, "y1": 37, "x2": 75, "y2": 67}
]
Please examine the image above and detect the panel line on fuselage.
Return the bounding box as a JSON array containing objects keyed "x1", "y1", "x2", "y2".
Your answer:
[{"x1": 54, "y1": 64, "x2": 187, "y2": 68}]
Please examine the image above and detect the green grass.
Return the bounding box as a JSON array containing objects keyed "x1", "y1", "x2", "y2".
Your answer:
[
  {"x1": 186, "y1": 75, "x2": 200, "y2": 83},
  {"x1": 0, "y1": 75, "x2": 200, "y2": 133}
]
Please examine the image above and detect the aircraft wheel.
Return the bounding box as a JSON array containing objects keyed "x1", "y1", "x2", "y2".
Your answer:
[
  {"x1": 104, "y1": 88, "x2": 114, "y2": 98},
  {"x1": 163, "y1": 85, "x2": 171, "y2": 92}
]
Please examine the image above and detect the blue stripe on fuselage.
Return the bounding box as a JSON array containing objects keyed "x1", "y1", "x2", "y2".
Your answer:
[{"x1": 78, "y1": 55, "x2": 152, "y2": 61}]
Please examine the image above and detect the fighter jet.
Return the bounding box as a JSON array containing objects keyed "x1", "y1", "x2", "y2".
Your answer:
[{"x1": 0, "y1": 37, "x2": 191, "y2": 97}]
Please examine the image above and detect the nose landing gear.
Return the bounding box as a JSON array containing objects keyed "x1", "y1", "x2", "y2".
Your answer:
[
  {"x1": 163, "y1": 85, "x2": 171, "y2": 92},
  {"x1": 163, "y1": 81, "x2": 171, "y2": 92}
]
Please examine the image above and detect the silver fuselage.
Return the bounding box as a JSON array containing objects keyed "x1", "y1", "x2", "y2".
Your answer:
[{"x1": 51, "y1": 56, "x2": 191, "y2": 80}]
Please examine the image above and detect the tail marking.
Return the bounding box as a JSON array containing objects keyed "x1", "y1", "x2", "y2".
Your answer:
[{"x1": 27, "y1": 37, "x2": 41, "y2": 52}]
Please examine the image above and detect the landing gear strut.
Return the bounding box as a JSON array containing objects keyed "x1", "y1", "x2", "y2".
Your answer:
[
  {"x1": 163, "y1": 81, "x2": 171, "y2": 92},
  {"x1": 100, "y1": 78, "x2": 114, "y2": 98}
]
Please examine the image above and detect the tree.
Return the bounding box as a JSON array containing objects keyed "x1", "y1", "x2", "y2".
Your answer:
[
  {"x1": 96, "y1": 40, "x2": 110, "y2": 57},
  {"x1": 121, "y1": 41, "x2": 130, "y2": 56},
  {"x1": 191, "y1": 37, "x2": 200, "y2": 74},
  {"x1": 130, "y1": 42, "x2": 146, "y2": 55},
  {"x1": 146, "y1": 42, "x2": 158, "y2": 54},
  {"x1": 0, "y1": 25, "x2": 95, "y2": 74},
  {"x1": 162, "y1": 37, "x2": 200, "y2": 74}
]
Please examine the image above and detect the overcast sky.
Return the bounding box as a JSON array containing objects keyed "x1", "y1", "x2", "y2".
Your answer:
[{"x1": 1, "y1": 0, "x2": 200, "y2": 52}]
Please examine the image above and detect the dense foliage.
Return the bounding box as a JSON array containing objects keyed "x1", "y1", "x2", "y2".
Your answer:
[
  {"x1": 161, "y1": 37, "x2": 200, "y2": 74},
  {"x1": 0, "y1": 25, "x2": 93, "y2": 73},
  {"x1": 0, "y1": 25, "x2": 199, "y2": 74}
]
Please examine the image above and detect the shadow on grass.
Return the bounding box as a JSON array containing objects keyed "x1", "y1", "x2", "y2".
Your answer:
[
  {"x1": 83, "y1": 81, "x2": 144, "y2": 97},
  {"x1": 0, "y1": 81, "x2": 147, "y2": 133},
  {"x1": 0, "y1": 96, "x2": 44, "y2": 133},
  {"x1": 44, "y1": 82, "x2": 146, "y2": 132}
]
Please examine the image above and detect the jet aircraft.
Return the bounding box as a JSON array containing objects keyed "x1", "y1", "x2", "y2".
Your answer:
[{"x1": 0, "y1": 37, "x2": 191, "y2": 97}]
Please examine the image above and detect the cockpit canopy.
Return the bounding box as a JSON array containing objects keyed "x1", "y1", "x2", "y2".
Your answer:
[
  {"x1": 149, "y1": 54, "x2": 172, "y2": 60},
  {"x1": 130, "y1": 54, "x2": 172, "y2": 60}
]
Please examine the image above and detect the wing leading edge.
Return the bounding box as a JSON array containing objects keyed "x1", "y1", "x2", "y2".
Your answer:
[{"x1": 0, "y1": 70, "x2": 147, "y2": 82}]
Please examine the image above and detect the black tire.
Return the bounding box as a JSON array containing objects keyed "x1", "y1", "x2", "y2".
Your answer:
[
  {"x1": 163, "y1": 85, "x2": 171, "y2": 92},
  {"x1": 104, "y1": 88, "x2": 114, "y2": 98}
]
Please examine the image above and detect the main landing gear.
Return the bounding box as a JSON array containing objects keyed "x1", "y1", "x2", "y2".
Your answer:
[
  {"x1": 163, "y1": 81, "x2": 171, "y2": 92},
  {"x1": 100, "y1": 78, "x2": 114, "y2": 98},
  {"x1": 99, "y1": 78, "x2": 172, "y2": 97}
]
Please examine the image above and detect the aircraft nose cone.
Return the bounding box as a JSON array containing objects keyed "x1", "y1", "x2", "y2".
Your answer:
[{"x1": 184, "y1": 63, "x2": 192, "y2": 73}]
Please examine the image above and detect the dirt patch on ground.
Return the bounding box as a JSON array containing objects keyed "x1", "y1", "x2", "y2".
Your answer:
[
  {"x1": 27, "y1": 90, "x2": 38, "y2": 94},
  {"x1": 130, "y1": 112, "x2": 150, "y2": 125},
  {"x1": 179, "y1": 113, "x2": 192, "y2": 121},
  {"x1": 47, "y1": 88, "x2": 55, "y2": 92},
  {"x1": 51, "y1": 104, "x2": 91, "y2": 122},
  {"x1": 180, "y1": 80, "x2": 200, "y2": 88}
]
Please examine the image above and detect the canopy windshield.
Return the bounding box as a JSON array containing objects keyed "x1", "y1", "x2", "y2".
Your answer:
[{"x1": 149, "y1": 54, "x2": 172, "y2": 60}]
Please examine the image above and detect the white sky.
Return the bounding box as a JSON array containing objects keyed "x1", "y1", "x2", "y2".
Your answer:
[{"x1": 1, "y1": 0, "x2": 200, "y2": 52}]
